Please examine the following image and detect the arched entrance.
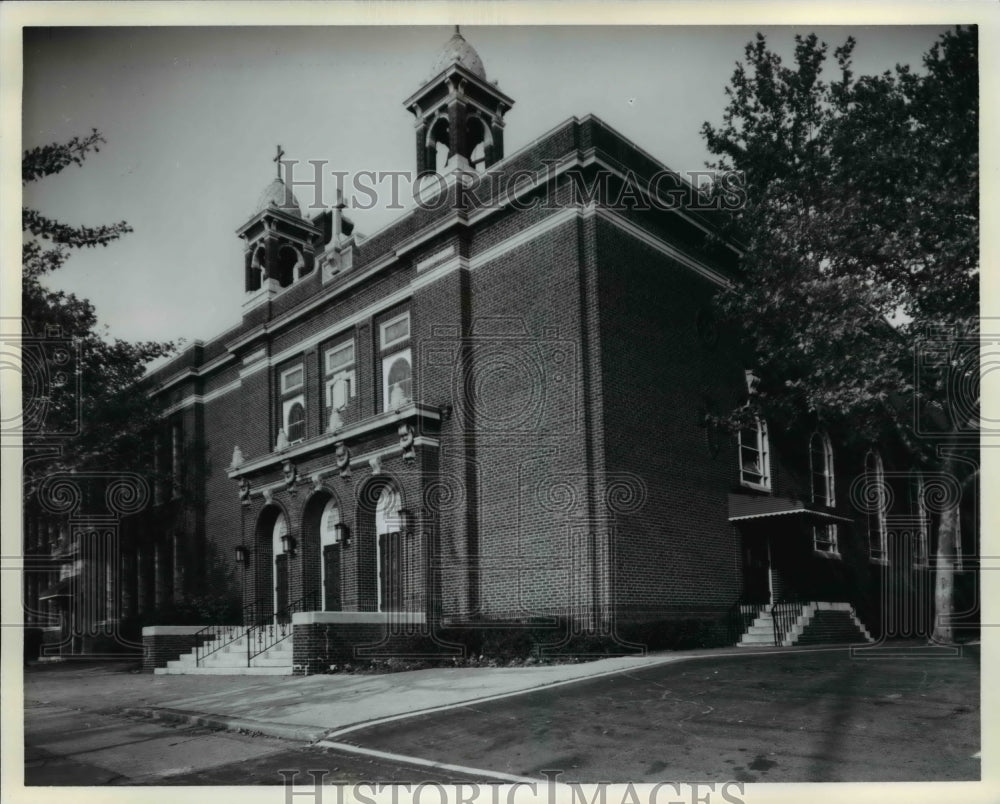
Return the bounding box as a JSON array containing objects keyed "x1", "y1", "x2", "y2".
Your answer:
[
  {"x1": 301, "y1": 491, "x2": 343, "y2": 611},
  {"x1": 358, "y1": 480, "x2": 405, "y2": 612},
  {"x1": 254, "y1": 505, "x2": 290, "y2": 622}
]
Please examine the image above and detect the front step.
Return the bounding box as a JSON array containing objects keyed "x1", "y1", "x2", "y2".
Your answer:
[
  {"x1": 153, "y1": 629, "x2": 295, "y2": 675},
  {"x1": 737, "y1": 602, "x2": 873, "y2": 647}
]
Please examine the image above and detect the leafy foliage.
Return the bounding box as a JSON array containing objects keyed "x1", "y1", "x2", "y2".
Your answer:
[
  {"x1": 702, "y1": 28, "x2": 978, "y2": 643},
  {"x1": 22, "y1": 131, "x2": 175, "y2": 480},
  {"x1": 701, "y1": 27, "x2": 978, "y2": 452}
]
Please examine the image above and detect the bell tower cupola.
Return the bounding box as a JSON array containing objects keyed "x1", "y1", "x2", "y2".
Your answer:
[
  {"x1": 404, "y1": 27, "x2": 514, "y2": 175},
  {"x1": 236, "y1": 146, "x2": 322, "y2": 304}
]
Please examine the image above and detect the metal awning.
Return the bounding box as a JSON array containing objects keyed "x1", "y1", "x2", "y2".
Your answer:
[{"x1": 728, "y1": 493, "x2": 854, "y2": 523}]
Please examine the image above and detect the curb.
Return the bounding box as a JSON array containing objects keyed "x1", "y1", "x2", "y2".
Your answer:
[{"x1": 123, "y1": 706, "x2": 328, "y2": 743}]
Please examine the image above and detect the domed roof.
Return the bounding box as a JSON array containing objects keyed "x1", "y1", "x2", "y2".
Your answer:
[
  {"x1": 255, "y1": 178, "x2": 302, "y2": 217},
  {"x1": 429, "y1": 28, "x2": 486, "y2": 80}
]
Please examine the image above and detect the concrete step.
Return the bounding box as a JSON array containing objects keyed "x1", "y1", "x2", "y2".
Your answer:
[
  {"x1": 155, "y1": 623, "x2": 296, "y2": 674},
  {"x1": 154, "y1": 664, "x2": 293, "y2": 676},
  {"x1": 196, "y1": 649, "x2": 293, "y2": 667},
  {"x1": 737, "y1": 633, "x2": 777, "y2": 646},
  {"x1": 795, "y1": 610, "x2": 872, "y2": 645}
]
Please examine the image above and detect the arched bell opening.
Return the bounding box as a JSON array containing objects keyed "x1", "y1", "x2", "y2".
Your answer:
[{"x1": 466, "y1": 115, "x2": 493, "y2": 172}]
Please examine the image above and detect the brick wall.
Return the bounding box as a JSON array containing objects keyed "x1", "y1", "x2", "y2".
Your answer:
[
  {"x1": 596, "y1": 215, "x2": 743, "y2": 620},
  {"x1": 291, "y1": 612, "x2": 429, "y2": 674},
  {"x1": 141, "y1": 626, "x2": 214, "y2": 672}
]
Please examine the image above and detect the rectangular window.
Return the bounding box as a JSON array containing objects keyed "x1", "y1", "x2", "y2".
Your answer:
[
  {"x1": 380, "y1": 311, "x2": 411, "y2": 351},
  {"x1": 278, "y1": 362, "x2": 307, "y2": 445},
  {"x1": 738, "y1": 419, "x2": 771, "y2": 491},
  {"x1": 325, "y1": 339, "x2": 356, "y2": 415},
  {"x1": 281, "y1": 365, "x2": 304, "y2": 394},
  {"x1": 813, "y1": 524, "x2": 839, "y2": 555},
  {"x1": 382, "y1": 348, "x2": 413, "y2": 411},
  {"x1": 325, "y1": 341, "x2": 354, "y2": 374}
]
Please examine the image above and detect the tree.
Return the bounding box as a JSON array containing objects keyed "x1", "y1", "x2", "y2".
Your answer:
[
  {"x1": 22, "y1": 130, "x2": 176, "y2": 484},
  {"x1": 701, "y1": 27, "x2": 978, "y2": 642}
]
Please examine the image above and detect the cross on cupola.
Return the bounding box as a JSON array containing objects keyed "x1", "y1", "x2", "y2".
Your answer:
[
  {"x1": 403, "y1": 27, "x2": 514, "y2": 175},
  {"x1": 235, "y1": 143, "x2": 323, "y2": 303}
]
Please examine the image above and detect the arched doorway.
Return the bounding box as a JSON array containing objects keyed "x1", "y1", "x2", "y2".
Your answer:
[
  {"x1": 375, "y1": 484, "x2": 404, "y2": 612},
  {"x1": 358, "y1": 481, "x2": 405, "y2": 612},
  {"x1": 253, "y1": 505, "x2": 290, "y2": 623},
  {"x1": 301, "y1": 491, "x2": 343, "y2": 612}
]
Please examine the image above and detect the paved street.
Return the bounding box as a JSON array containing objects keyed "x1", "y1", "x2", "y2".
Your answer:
[
  {"x1": 21, "y1": 645, "x2": 981, "y2": 786},
  {"x1": 337, "y1": 645, "x2": 981, "y2": 783}
]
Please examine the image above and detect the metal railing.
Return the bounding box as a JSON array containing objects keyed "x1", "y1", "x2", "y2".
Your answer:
[
  {"x1": 770, "y1": 598, "x2": 802, "y2": 647},
  {"x1": 246, "y1": 593, "x2": 319, "y2": 665},
  {"x1": 728, "y1": 599, "x2": 767, "y2": 645},
  {"x1": 194, "y1": 597, "x2": 268, "y2": 666}
]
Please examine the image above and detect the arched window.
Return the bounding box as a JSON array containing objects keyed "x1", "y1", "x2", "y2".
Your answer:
[
  {"x1": 738, "y1": 418, "x2": 771, "y2": 490},
  {"x1": 865, "y1": 451, "x2": 888, "y2": 562},
  {"x1": 286, "y1": 401, "x2": 305, "y2": 444},
  {"x1": 386, "y1": 356, "x2": 412, "y2": 408},
  {"x1": 380, "y1": 312, "x2": 413, "y2": 412},
  {"x1": 810, "y1": 432, "x2": 835, "y2": 506},
  {"x1": 810, "y1": 432, "x2": 838, "y2": 553}
]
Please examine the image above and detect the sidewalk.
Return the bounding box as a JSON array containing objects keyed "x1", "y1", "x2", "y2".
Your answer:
[{"x1": 26, "y1": 644, "x2": 869, "y2": 743}]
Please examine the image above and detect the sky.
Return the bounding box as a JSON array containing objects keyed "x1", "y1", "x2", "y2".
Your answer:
[{"x1": 20, "y1": 23, "x2": 959, "y2": 350}]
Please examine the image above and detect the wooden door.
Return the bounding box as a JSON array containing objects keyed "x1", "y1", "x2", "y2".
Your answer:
[{"x1": 323, "y1": 544, "x2": 342, "y2": 611}]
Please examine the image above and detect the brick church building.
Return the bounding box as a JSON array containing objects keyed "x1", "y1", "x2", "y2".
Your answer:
[{"x1": 29, "y1": 29, "x2": 957, "y2": 671}]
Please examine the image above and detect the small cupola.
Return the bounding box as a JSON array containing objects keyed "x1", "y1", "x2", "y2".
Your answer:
[
  {"x1": 236, "y1": 146, "x2": 322, "y2": 300},
  {"x1": 403, "y1": 27, "x2": 514, "y2": 176}
]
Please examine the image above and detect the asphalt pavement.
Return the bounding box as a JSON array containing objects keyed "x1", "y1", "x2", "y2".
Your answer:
[{"x1": 19, "y1": 642, "x2": 981, "y2": 785}]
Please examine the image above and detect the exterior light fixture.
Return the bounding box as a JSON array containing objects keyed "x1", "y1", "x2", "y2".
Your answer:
[
  {"x1": 280, "y1": 533, "x2": 297, "y2": 556},
  {"x1": 234, "y1": 545, "x2": 248, "y2": 564},
  {"x1": 334, "y1": 522, "x2": 351, "y2": 547}
]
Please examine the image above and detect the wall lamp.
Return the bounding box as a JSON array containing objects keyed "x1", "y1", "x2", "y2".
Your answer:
[
  {"x1": 280, "y1": 533, "x2": 297, "y2": 556},
  {"x1": 234, "y1": 545, "x2": 249, "y2": 564},
  {"x1": 334, "y1": 522, "x2": 351, "y2": 548}
]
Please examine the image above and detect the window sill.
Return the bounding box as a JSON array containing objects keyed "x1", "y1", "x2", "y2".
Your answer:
[
  {"x1": 869, "y1": 557, "x2": 890, "y2": 566},
  {"x1": 739, "y1": 480, "x2": 772, "y2": 493},
  {"x1": 813, "y1": 549, "x2": 842, "y2": 560}
]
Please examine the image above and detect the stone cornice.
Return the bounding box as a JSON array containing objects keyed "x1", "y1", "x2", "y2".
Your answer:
[{"x1": 228, "y1": 402, "x2": 441, "y2": 479}]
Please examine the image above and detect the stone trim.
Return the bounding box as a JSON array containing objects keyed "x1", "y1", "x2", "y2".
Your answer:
[
  {"x1": 292, "y1": 610, "x2": 426, "y2": 626},
  {"x1": 141, "y1": 625, "x2": 208, "y2": 636}
]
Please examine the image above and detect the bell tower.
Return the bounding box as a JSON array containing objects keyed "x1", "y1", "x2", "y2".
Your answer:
[
  {"x1": 236, "y1": 146, "x2": 322, "y2": 309},
  {"x1": 404, "y1": 27, "x2": 514, "y2": 176}
]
